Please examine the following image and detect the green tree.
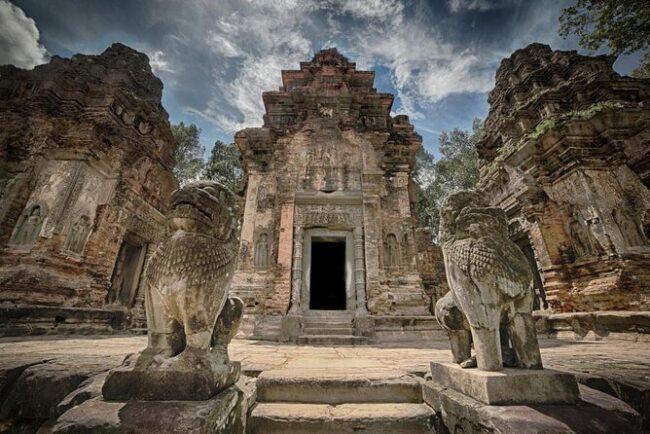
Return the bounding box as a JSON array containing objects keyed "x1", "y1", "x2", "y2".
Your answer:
[
  {"x1": 415, "y1": 120, "x2": 482, "y2": 240},
  {"x1": 171, "y1": 122, "x2": 205, "y2": 185},
  {"x1": 559, "y1": 0, "x2": 650, "y2": 77},
  {"x1": 204, "y1": 140, "x2": 242, "y2": 191}
]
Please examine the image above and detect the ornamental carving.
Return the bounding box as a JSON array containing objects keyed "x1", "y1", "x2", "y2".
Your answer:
[{"x1": 294, "y1": 204, "x2": 362, "y2": 229}]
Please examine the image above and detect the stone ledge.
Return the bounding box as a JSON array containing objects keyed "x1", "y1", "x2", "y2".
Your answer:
[
  {"x1": 51, "y1": 386, "x2": 245, "y2": 434},
  {"x1": 102, "y1": 361, "x2": 241, "y2": 401},
  {"x1": 430, "y1": 362, "x2": 580, "y2": 405},
  {"x1": 534, "y1": 310, "x2": 650, "y2": 336},
  {"x1": 0, "y1": 304, "x2": 128, "y2": 337},
  {"x1": 423, "y1": 381, "x2": 641, "y2": 434}
]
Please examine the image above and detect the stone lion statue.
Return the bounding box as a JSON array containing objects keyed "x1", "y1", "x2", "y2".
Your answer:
[
  {"x1": 103, "y1": 181, "x2": 243, "y2": 401},
  {"x1": 436, "y1": 190, "x2": 542, "y2": 371}
]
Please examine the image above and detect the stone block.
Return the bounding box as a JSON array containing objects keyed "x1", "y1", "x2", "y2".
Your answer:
[
  {"x1": 423, "y1": 380, "x2": 641, "y2": 433},
  {"x1": 0, "y1": 362, "x2": 93, "y2": 420},
  {"x1": 256, "y1": 369, "x2": 422, "y2": 404},
  {"x1": 249, "y1": 402, "x2": 435, "y2": 434},
  {"x1": 430, "y1": 362, "x2": 580, "y2": 405},
  {"x1": 102, "y1": 361, "x2": 240, "y2": 401},
  {"x1": 51, "y1": 386, "x2": 245, "y2": 434}
]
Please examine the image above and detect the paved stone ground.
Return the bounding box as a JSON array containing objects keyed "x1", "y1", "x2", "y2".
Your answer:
[
  {"x1": 1, "y1": 334, "x2": 648, "y2": 383},
  {"x1": 1, "y1": 334, "x2": 649, "y2": 430}
]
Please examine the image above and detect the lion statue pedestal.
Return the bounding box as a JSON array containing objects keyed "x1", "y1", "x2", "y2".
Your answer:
[
  {"x1": 51, "y1": 182, "x2": 247, "y2": 433},
  {"x1": 431, "y1": 191, "x2": 579, "y2": 405}
]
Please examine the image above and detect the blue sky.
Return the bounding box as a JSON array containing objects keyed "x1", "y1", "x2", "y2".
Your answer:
[{"x1": 0, "y1": 0, "x2": 643, "y2": 158}]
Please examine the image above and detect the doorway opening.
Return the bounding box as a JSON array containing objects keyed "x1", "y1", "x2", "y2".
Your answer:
[
  {"x1": 106, "y1": 234, "x2": 147, "y2": 307},
  {"x1": 310, "y1": 238, "x2": 346, "y2": 310},
  {"x1": 517, "y1": 240, "x2": 547, "y2": 310}
]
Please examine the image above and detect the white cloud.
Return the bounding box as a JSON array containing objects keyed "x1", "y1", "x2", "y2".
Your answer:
[
  {"x1": 193, "y1": 1, "x2": 314, "y2": 132},
  {"x1": 447, "y1": 0, "x2": 513, "y2": 13},
  {"x1": 0, "y1": 0, "x2": 47, "y2": 68},
  {"x1": 168, "y1": 0, "x2": 495, "y2": 133},
  {"x1": 340, "y1": 1, "x2": 494, "y2": 114},
  {"x1": 148, "y1": 50, "x2": 173, "y2": 73}
]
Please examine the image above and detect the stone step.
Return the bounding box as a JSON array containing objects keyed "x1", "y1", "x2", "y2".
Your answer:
[
  {"x1": 256, "y1": 370, "x2": 423, "y2": 404},
  {"x1": 296, "y1": 335, "x2": 367, "y2": 345},
  {"x1": 303, "y1": 321, "x2": 352, "y2": 328},
  {"x1": 249, "y1": 403, "x2": 435, "y2": 434},
  {"x1": 303, "y1": 327, "x2": 354, "y2": 336}
]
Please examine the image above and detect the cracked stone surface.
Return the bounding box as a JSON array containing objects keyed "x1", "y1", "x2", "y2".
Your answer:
[
  {"x1": 0, "y1": 334, "x2": 648, "y2": 381},
  {"x1": 1, "y1": 334, "x2": 649, "y2": 430}
]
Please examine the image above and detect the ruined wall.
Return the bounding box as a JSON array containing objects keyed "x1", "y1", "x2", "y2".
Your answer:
[
  {"x1": 0, "y1": 44, "x2": 177, "y2": 335},
  {"x1": 477, "y1": 43, "x2": 650, "y2": 313},
  {"x1": 231, "y1": 49, "x2": 430, "y2": 320},
  {"x1": 415, "y1": 228, "x2": 448, "y2": 311}
]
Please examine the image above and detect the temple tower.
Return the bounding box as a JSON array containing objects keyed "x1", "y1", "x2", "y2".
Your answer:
[{"x1": 231, "y1": 49, "x2": 432, "y2": 342}]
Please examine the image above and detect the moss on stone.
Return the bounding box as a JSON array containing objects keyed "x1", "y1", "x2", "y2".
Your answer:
[
  {"x1": 528, "y1": 119, "x2": 556, "y2": 140},
  {"x1": 527, "y1": 100, "x2": 624, "y2": 141}
]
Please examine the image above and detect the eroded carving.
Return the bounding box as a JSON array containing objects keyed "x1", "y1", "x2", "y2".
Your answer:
[
  {"x1": 384, "y1": 233, "x2": 400, "y2": 269},
  {"x1": 63, "y1": 214, "x2": 92, "y2": 254},
  {"x1": 10, "y1": 203, "x2": 46, "y2": 247},
  {"x1": 438, "y1": 191, "x2": 543, "y2": 371},
  {"x1": 567, "y1": 209, "x2": 600, "y2": 258},
  {"x1": 254, "y1": 232, "x2": 270, "y2": 269},
  {"x1": 613, "y1": 208, "x2": 646, "y2": 247},
  {"x1": 102, "y1": 181, "x2": 243, "y2": 401}
]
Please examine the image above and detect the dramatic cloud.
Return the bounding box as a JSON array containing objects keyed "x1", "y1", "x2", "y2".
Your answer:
[
  {"x1": 447, "y1": 0, "x2": 514, "y2": 13},
  {"x1": 185, "y1": 0, "x2": 495, "y2": 131},
  {"x1": 0, "y1": 0, "x2": 46, "y2": 68},
  {"x1": 148, "y1": 50, "x2": 173, "y2": 73},
  {"x1": 9, "y1": 0, "x2": 590, "y2": 153}
]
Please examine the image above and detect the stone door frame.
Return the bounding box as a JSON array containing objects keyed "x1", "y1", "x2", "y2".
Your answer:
[
  {"x1": 288, "y1": 191, "x2": 368, "y2": 316},
  {"x1": 300, "y1": 229, "x2": 354, "y2": 314}
]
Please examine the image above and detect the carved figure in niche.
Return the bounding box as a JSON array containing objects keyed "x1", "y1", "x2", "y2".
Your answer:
[
  {"x1": 384, "y1": 233, "x2": 400, "y2": 268},
  {"x1": 102, "y1": 181, "x2": 243, "y2": 401},
  {"x1": 438, "y1": 191, "x2": 542, "y2": 371},
  {"x1": 254, "y1": 233, "x2": 269, "y2": 268},
  {"x1": 401, "y1": 233, "x2": 410, "y2": 267},
  {"x1": 10, "y1": 204, "x2": 45, "y2": 247},
  {"x1": 256, "y1": 186, "x2": 273, "y2": 210},
  {"x1": 63, "y1": 215, "x2": 92, "y2": 254},
  {"x1": 612, "y1": 208, "x2": 646, "y2": 247},
  {"x1": 567, "y1": 210, "x2": 599, "y2": 258}
]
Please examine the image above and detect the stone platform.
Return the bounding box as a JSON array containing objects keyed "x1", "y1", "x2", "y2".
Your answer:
[
  {"x1": 51, "y1": 386, "x2": 245, "y2": 434},
  {"x1": 1, "y1": 335, "x2": 649, "y2": 432},
  {"x1": 250, "y1": 369, "x2": 435, "y2": 433},
  {"x1": 430, "y1": 362, "x2": 580, "y2": 405},
  {"x1": 424, "y1": 381, "x2": 641, "y2": 433},
  {"x1": 103, "y1": 358, "x2": 241, "y2": 401}
]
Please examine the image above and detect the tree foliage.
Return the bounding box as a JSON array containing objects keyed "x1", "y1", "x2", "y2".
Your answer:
[
  {"x1": 171, "y1": 122, "x2": 205, "y2": 185},
  {"x1": 204, "y1": 140, "x2": 242, "y2": 191},
  {"x1": 559, "y1": 0, "x2": 650, "y2": 77},
  {"x1": 415, "y1": 120, "x2": 482, "y2": 240}
]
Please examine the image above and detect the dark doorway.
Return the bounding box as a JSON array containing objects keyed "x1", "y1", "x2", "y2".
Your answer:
[
  {"x1": 106, "y1": 235, "x2": 147, "y2": 307},
  {"x1": 310, "y1": 239, "x2": 346, "y2": 310},
  {"x1": 520, "y1": 242, "x2": 547, "y2": 310}
]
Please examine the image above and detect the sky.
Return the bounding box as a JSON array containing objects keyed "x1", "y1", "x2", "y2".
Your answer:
[{"x1": 0, "y1": 0, "x2": 643, "y2": 158}]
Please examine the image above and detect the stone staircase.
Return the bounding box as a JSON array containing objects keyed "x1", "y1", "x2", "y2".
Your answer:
[
  {"x1": 248, "y1": 369, "x2": 435, "y2": 433},
  {"x1": 296, "y1": 312, "x2": 367, "y2": 345}
]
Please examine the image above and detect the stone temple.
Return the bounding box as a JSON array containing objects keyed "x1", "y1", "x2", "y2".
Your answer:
[
  {"x1": 231, "y1": 49, "x2": 434, "y2": 343},
  {"x1": 1, "y1": 42, "x2": 650, "y2": 434},
  {"x1": 0, "y1": 44, "x2": 177, "y2": 335}
]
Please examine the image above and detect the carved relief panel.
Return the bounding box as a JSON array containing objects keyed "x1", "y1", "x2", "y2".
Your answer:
[
  {"x1": 612, "y1": 208, "x2": 646, "y2": 247},
  {"x1": 566, "y1": 209, "x2": 601, "y2": 258},
  {"x1": 254, "y1": 232, "x2": 270, "y2": 269},
  {"x1": 9, "y1": 203, "x2": 47, "y2": 248},
  {"x1": 294, "y1": 203, "x2": 363, "y2": 229},
  {"x1": 62, "y1": 214, "x2": 92, "y2": 255}
]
